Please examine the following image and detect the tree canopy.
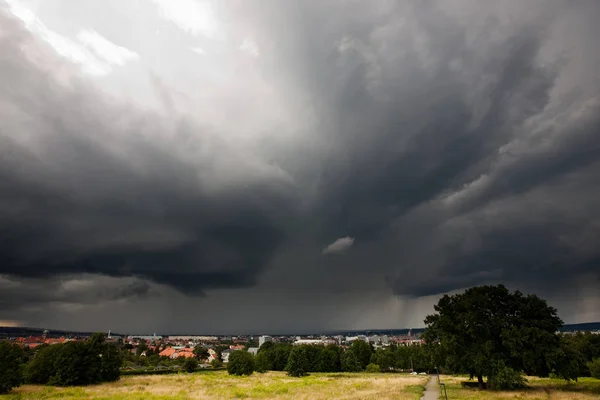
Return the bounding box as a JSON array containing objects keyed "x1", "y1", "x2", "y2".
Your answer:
[
  {"x1": 423, "y1": 284, "x2": 563, "y2": 389},
  {"x1": 286, "y1": 346, "x2": 310, "y2": 377},
  {"x1": 348, "y1": 340, "x2": 372, "y2": 370},
  {"x1": 341, "y1": 351, "x2": 362, "y2": 372},
  {"x1": 227, "y1": 351, "x2": 255, "y2": 376},
  {"x1": 183, "y1": 357, "x2": 198, "y2": 373},
  {"x1": 24, "y1": 333, "x2": 122, "y2": 386},
  {"x1": 193, "y1": 345, "x2": 209, "y2": 360}
]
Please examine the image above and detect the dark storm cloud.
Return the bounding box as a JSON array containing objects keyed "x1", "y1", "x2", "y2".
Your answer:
[
  {"x1": 1, "y1": 0, "x2": 600, "y2": 330},
  {"x1": 246, "y1": 1, "x2": 560, "y2": 239},
  {"x1": 0, "y1": 275, "x2": 153, "y2": 310},
  {"x1": 0, "y1": 8, "x2": 293, "y2": 295},
  {"x1": 250, "y1": 0, "x2": 600, "y2": 298}
]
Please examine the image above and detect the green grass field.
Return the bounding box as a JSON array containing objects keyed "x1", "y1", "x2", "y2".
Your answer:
[
  {"x1": 440, "y1": 375, "x2": 600, "y2": 400},
  {"x1": 0, "y1": 371, "x2": 427, "y2": 400}
]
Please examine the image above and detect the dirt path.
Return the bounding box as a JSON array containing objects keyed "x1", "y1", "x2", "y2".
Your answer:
[{"x1": 420, "y1": 376, "x2": 440, "y2": 400}]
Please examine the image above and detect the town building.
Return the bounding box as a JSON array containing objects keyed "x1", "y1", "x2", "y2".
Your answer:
[{"x1": 259, "y1": 335, "x2": 273, "y2": 347}]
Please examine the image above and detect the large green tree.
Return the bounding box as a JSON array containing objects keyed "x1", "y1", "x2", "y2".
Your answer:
[
  {"x1": 0, "y1": 342, "x2": 24, "y2": 394},
  {"x1": 423, "y1": 285, "x2": 563, "y2": 389}
]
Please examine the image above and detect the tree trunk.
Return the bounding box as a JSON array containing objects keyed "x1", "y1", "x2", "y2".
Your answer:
[{"x1": 477, "y1": 374, "x2": 485, "y2": 390}]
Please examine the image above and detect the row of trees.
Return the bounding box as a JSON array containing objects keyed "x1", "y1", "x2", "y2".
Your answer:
[
  {"x1": 560, "y1": 332, "x2": 600, "y2": 378},
  {"x1": 256, "y1": 340, "x2": 376, "y2": 376},
  {"x1": 225, "y1": 339, "x2": 436, "y2": 377},
  {"x1": 0, "y1": 333, "x2": 121, "y2": 393}
]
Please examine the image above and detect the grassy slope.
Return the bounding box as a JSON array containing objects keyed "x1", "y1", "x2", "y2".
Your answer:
[
  {"x1": 0, "y1": 371, "x2": 427, "y2": 400},
  {"x1": 441, "y1": 375, "x2": 600, "y2": 400}
]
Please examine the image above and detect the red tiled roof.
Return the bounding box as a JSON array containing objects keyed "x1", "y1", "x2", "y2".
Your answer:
[{"x1": 159, "y1": 347, "x2": 176, "y2": 357}]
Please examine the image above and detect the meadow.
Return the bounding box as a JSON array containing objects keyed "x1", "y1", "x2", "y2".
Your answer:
[
  {"x1": 441, "y1": 375, "x2": 600, "y2": 400},
  {"x1": 0, "y1": 371, "x2": 427, "y2": 400}
]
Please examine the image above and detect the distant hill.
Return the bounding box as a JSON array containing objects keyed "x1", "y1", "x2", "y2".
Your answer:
[
  {"x1": 558, "y1": 322, "x2": 600, "y2": 332},
  {"x1": 0, "y1": 326, "x2": 122, "y2": 339},
  {"x1": 323, "y1": 322, "x2": 600, "y2": 337},
  {"x1": 1, "y1": 322, "x2": 598, "y2": 338},
  {"x1": 321, "y1": 328, "x2": 425, "y2": 336}
]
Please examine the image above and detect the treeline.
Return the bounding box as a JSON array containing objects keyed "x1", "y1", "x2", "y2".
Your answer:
[
  {"x1": 225, "y1": 340, "x2": 439, "y2": 377},
  {"x1": 0, "y1": 333, "x2": 121, "y2": 393},
  {"x1": 428, "y1": 332, "x2": 600, "y2": 381},
  {"x1": 560, "y1": 332, "x2": 600, "y2": 378}
]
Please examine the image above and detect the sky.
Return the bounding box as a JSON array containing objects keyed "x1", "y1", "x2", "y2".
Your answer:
[{"x1": 0, "y1": 0, "x2": 599, "y2": 334}]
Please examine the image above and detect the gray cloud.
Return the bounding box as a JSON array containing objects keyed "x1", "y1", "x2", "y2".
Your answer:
[
  {"x1": 323, "y1": 237, "x2": 354, "y2": 255},
  {"x1": 1, "y1": 0, "x2": 599, "y2": 332}
]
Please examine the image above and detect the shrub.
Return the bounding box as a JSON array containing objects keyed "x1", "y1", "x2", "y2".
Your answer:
[
  {"x1": 366, "y1": 363, "x2": 381, "y2": 373},
  {"x1": 227, "y1": 351, "x2": 255, "y2": 376},
  {"x1": 183, "y1": 358, "x2": 198, "y2": 373},
  {"x1": 211, "y1": 359, "x2": 224, "y2": 369},
  {"x1": 286, "y1": 346, "x2": 309, "y2": 377},
  {"x1": 588, "y1": 358, "x2": 600, "y2": 379},
  {"x1": 488, "y1": 364, "x2": 528, "y2": 390},
  {"x1": 0, "y1": 342, "x2": 24, "y2": 394}
]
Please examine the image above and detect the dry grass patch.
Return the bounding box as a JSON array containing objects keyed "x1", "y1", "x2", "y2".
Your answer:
[
  {"x1": 440, "y1": 375, "x2": 600, "y2": 400},
  {"x1": 0, "y1": 371, "x2": 427, "y2": 400}
]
